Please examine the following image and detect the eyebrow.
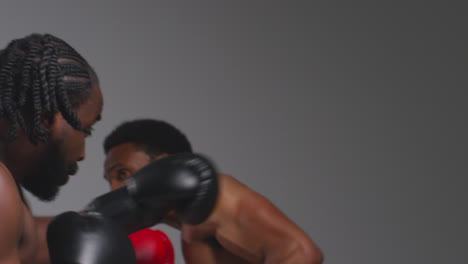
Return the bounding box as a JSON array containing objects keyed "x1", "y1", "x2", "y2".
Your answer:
[{"x1": 95, "y1": 114, "x2": 102, "y2": 122}]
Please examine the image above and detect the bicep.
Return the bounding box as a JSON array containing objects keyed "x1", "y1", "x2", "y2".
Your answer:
[
  {"x1": 182, "y1": 240, "x2": 218, "y2": 264},
  {"x1": 182, "y1": 239, "x2": 248, "y2": 264},
  {"x1": 245, "y1": 196, "x2": 322, "y2": 263},
  {"x1": 215, "y1": 175, "x2": 320, "y2": 262}
]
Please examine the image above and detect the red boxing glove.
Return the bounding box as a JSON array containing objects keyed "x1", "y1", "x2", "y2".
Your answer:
[{"x1": 129, "y1": 228, "x2": 175, "y2": 264}]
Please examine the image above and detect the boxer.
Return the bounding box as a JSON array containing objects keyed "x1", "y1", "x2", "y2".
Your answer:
[
  {"x1": 103, "y1": 119, "x2": 324, "y2": 264},
  {"x1": 0, "y1": 33, "x2": 104, "y2": 264}
]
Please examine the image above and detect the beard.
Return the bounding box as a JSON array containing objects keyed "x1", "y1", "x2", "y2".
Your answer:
[{"x1": 22, "y1": 146, "x2": 78, "y2": 201}]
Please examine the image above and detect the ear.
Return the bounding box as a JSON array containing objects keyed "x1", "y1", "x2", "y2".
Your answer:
[{"x1": 45, "y1": 112, "x2": 65, "y2": 141}]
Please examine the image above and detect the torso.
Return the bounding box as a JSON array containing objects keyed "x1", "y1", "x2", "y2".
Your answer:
[{"x1": 0, "y1": 162, "x2": 39, "y2": 264}]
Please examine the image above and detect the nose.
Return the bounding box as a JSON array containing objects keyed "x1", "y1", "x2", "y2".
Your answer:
[{"x1": 78, "y1": 140, "x2": 86, "y2": 162}]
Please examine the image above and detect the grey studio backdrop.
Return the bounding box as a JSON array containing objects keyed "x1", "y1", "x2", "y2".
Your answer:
[{"x1": 0, "y1": 2, "x2": 466, "y2": 264}]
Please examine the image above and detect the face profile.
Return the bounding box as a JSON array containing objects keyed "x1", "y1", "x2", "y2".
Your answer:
[{"x1": 22, "y1": 82, "x2": 102, "y2": 201}]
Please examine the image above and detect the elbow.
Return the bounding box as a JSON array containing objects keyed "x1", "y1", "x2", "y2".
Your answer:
[
  {"x1": 310, "y1": 247, "x2": 324, "y2": 264},
  {"x1": 293, "y1": 239, "x2": 324, "y2": 264},
  {"x1": 301, "y1": 243, "x2": 324, "y2": 264}
]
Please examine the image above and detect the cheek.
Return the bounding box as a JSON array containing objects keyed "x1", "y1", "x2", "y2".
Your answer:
[
  {"x1": 65, "y1": 131, "x2": 85, "y2": 154},
  {"x1": 110, "y1": 180, "x2": 127, "y2": 191}
]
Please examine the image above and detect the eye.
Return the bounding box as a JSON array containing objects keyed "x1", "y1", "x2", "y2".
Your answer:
[{"x1": 116, "y1": 169, "x2": 131, "y2": 182}]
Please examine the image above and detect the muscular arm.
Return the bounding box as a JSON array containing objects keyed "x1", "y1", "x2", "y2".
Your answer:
[
  {"x1": 33, "y1": 217, "x2": 52, "y2": 264},
  {"x1": 0, "y1": 163, "x2": 24, "y2": 264},
  {"x1": 180, "y1": 174, "x2": 323, "y2": 264},
  {"x1": 17, "y1": 187, "x2": 52, "y2": 264}
]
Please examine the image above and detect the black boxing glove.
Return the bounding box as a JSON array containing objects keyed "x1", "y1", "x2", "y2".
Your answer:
[
  {"x1": 85, "y1": 153, "x2": 218, "y2": 234},
  {"x1": 47, "y1": 211, "x2": 136, "y2": 264},
  {"x1": 128, "y1": 153, "x2": 219, "y2": 225},
  {"x1": 84, "y1": 185, "x2": 167, "y2": 234}
]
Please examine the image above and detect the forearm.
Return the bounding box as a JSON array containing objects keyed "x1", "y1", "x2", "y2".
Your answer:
[
  {"x1": 182, "y1": 239, "x2": 250, "y2": 264},
  {"x1": 263, "y1": 235, "x2": 323, "y2": 264}
]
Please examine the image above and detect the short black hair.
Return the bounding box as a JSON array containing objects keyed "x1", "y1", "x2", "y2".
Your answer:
[
  {"x1": 103, "y1": 119, "x2": 192, "y2": 159},
  {"x1": 0, "y1": 33, "x2": 96, "y2": 144}
]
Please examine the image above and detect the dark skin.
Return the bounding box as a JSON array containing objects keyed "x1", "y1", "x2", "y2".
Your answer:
[
  {"x1": 104, "y1": 143, "x2": 323, "y2": 264},
  {"x1": 0, "y1": 83, "x2": 103, "y2": 264}
]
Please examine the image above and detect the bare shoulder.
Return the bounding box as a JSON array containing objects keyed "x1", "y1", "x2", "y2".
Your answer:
[
  {"x1": 0, "y1": 162, "x2": 23, "y2": 258},
  {"x1": 217, "y1": 174, "x2": 252, "y2": 195},
  {"x1": 0, "y1": 162, "x2": 23, "y2": 208},
  {"x1": 218, "y1": 173, "x2": 301, "y2": 223},
  {"x1": 218, "y1": 173, "x2": 324, "y2": 263},
  {"x1": 217, "y1": 173, "x2": 275, "y2": 212}
]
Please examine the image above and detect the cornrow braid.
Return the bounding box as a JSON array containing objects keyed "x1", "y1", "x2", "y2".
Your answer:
[{"x1": 0, "y1": 33, "x2": 96, "y2": 144}]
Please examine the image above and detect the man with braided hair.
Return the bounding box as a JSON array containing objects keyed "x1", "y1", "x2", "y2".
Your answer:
[
  {"x1": 0, "y1": 33, "x2": 106, "y2": 263},
  {"x1": 0, "y1": 34, "x2": 222, "y2": 264}
]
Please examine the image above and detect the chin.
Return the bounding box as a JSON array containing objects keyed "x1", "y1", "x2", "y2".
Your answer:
[
  {"x1": 22, "y1": 161, "x2": 69, "y2": 201},
  {"x1": 22, "y1": 190, "x2": 58, "y2": 202},
  {"x1": 22, "y1": 179, "x2": 61, "y2": 202},
  {"x1": 36, "y1": 187, "x2": 61, "y2": 202}
]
